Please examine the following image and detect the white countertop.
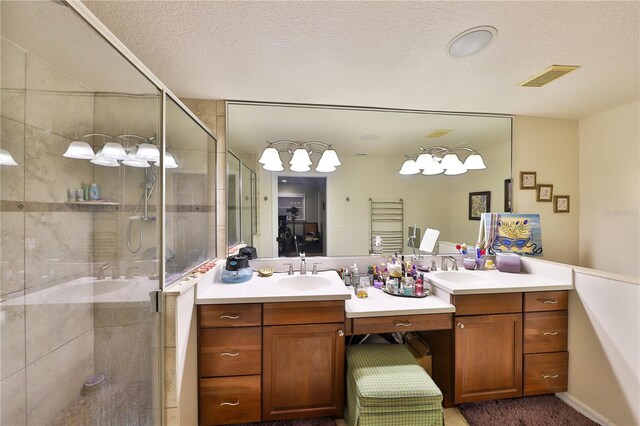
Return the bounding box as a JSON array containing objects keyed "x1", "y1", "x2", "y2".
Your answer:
[
  {"x1": 196, "y1": 270, "x2": 352, "y2": 304},
  {"x1": 426, "y1": 269, "x2": 573, "y2": 295},
  {"x1": 345, "y1": 286, "x2": 455, "y2": 318}
]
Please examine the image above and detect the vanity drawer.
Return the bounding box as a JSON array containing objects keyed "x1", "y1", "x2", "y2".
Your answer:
[
  {"x1": 524, "y1": 311, "x2": 568, "y2": 354},
  {"x1": 452, "y1": 293, "x2": 522, "y2": 316},
  {"x1": 199, "y1": 327, "x2": 261, "y2": 377},
  {"x1": 199, "y1": 304, "x2": 262, "y2": 328},
  {"x1": 524, "y1": 291, "x2": 568, "y2": 312},
  {"x1": 351, "y1": 313, "x2": 452, "y2": 335},
  {"x1": 264, "y1": 301, "x2": 344, "y2": 326},
  {"x1": 199, "y1": 375, "x2": 261, "y2": 425},
  {"x1": 523, "y1": 352, "x2": 568, "y2": 396}
]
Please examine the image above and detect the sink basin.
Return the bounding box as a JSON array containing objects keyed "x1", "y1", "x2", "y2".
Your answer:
[
  {"x1": 431, "y1": 271, "x2": 493, "y2": 285},
  {"x1": 275, "y1": 275, "x2": 333, "y2": 292}
]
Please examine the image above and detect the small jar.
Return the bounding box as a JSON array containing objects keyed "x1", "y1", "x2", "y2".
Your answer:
[
  {"x1": 356, "y1": 277, "x2": 369, "y2": 298},
  {"x1": 463, "y1": 258, "x2": 477, "y2": 270}
]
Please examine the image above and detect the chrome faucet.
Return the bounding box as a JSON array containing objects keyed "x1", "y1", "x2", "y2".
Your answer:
[
  {"x1": 283, "y1": 263, "x2": 294, "y2": 275},
  {"x1": 97, "y1": 263, "x2": 111, "y2": 280},
  {"x1": 441, "y1": 256, "x2": 458, "y2": 271},
  {"x1": 125, "y1": 266, "x2": 138, "y2": 279},
  {"x1": 300, "y1": 253, "x2": 307, "y2": 275},
  {"x1": 312, "y1": 263, "x2": 321, "y2": 275}
]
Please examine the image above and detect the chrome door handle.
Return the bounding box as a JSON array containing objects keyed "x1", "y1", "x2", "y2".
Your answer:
[
  {"x1": 220, "y1": 352, "x2": 240, "y2": 357},
  {"x1": 543, "y1": 331, "x2": 558, "y2": 336},
  {"x1": 220, "y1": 314, "x2": 240, "y2": 319},
  {"x1": 220, "y1": 400, "x2": 240, "y2": 406},
  {"x1": 394, "y1": 321, "x2": 412, "y2": 327},
  {"x1": 542, "y1": 374, "x2": 559, "y2": 379}
]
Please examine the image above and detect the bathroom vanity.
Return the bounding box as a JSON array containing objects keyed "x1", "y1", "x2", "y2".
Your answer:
[{"x1": 195, "y1": 261, "x2": 573, "y2": 425}]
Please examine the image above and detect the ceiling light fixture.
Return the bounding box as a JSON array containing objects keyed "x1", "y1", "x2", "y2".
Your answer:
[
  {"x1": 447, "y1": 26, "x2": 497, "y2": 58},
  {"x1": 399, "y1": 146, "x2": 486, "y2": 176},
  {"x1": 259, "y1": 140, "x2": 341, "y2": 173}
]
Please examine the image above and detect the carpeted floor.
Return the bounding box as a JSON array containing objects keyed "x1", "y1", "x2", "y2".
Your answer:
[{"x1": 460, "y1": 395, "x2": 598, "y2": 426}]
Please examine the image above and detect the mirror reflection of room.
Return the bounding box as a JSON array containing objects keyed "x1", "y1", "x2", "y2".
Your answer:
[{"x1": 277, "y1": 176, "x2": 326, "y2": 257}]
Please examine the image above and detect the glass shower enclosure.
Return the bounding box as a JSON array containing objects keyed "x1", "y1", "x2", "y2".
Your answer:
[{"x1": 0, "y1": 1, "x2": 216, "y2": 424}]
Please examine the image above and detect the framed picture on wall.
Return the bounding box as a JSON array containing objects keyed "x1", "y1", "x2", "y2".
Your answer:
[
  {"x1": 469, "y1": 191, "x2": 491, "y2": 220},
  {"x1": 553, "y1": 195, "x2": 570, "y2": 213},
  {"x1": 536, "y1": 184, "x2": 554, "y2": 202},
  {"x1": 504, "y1": 179, "x2": 512, "y2": 212},
  {"x1": 520, "y1": 171, "x2": 537, "y2": 189}
]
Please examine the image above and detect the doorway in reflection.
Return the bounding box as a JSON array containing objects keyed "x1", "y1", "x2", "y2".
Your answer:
[{"x1": 277, "y1": 176, "x2": 326, "y2": 257}]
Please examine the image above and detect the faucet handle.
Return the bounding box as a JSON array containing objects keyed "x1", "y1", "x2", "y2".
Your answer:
[
  {"x1": 451, "y1": 259, "x2": 458, "y2": 271},
  {"x1": 283, "y1": 263, "x2": 294, "y2": 275},
  {"x1": 441, "y1": 257, "x2": 448, "y2": 271},
  {"x1": 430, "y1": 260, "x2": 437, "y2": 272},
  {"x1": 312, "y1": 263, "x2": 321, "y2": 275}
]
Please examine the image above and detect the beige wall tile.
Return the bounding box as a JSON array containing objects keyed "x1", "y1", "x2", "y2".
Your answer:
[
  {"x1": 216, "y1": 100, "x2": 226, "y2": 117},
  {"x1": 94, "y1": 301, "x2": 146, "y2": 328},
  {"x1": 1, "y1": 117, "x2": 25, "y2": 201},
  {"x1": 164, "y1": 346, "x2": 177, "y2": 408},
  {"x1": 25, "y1": 283, "x2": 93, "y2": 365},
  {"x1": 180, "y1": 98, "x2": 217, "y2": 135},
  {"x1": 26, "y1": 330, "x2": 93, "y2": 426},
  {"x1": 93, "y1": 94, "x2": 160, "y2": 142},
  {"x1": 24, "y1": 211, "x2": 92, "y2": 289},
  {"x1": 165, "y1": 407, "x2": 178, "y2": 426},
  {"x1": 0, "y1": 295, "x2": 25, "y2": 380},
  {"x1": 1, "y1": 212, "x2": 25, "y2": 296},
  {"x1": 1, "y1": 369, "x2": 26, "y2": 426},
  {"x1": 164, "y1": 294, "x2": 176, "y2": 348},
  {"x1": 24, "y1": 126, "x2": 94, "y2": 203},
  {"x1": 1, "y1": 39, "x2": 26, "y2": 123}
]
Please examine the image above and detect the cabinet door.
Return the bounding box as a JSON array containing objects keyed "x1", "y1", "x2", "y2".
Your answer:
[
  {"x1": 263, "y1": 323, "x2": 344, "y2": 421},
  {"x1": 455, "y1": 313, "x2": 523, "y2": 403}
]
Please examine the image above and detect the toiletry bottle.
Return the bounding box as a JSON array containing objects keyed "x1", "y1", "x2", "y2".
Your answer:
[
  {"x1": 352, "y1": 263, "x2": 359, "y2": 286},
  {"x1": 89, "y1": 183, "x2": 100, "y2": 200}
]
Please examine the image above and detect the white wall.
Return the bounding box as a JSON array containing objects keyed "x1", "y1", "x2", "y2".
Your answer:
[
  {"x1": 578, "y1": 100, "x2": 640, "y2": 278},
  {"x1": 512, "y1": 116, "x2": 580, "y2": 265},
  {"x1": 564, "y1": 269, "x2": 639, "y2": 426}
]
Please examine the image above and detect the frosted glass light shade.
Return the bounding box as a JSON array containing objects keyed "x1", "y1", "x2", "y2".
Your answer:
[
  {"x1": 98, "y1": 142, "x2": 128, "y2": 161},
  {"x1": 415, "y1": 153, "x2": 433, "y2": 169},
  {"x1": 134, "y1": 143, "x2": 160, "y2": 162},
  {"x1": 63, "y1": 141, "x2": 96, "y2": 160},
  {"x1": 263, "y1": 161, "x2": 284, "y2": 172},
  {"x1": 123, "y1": 151, "x2": 151, "y2": 168},
  {"x1": 258, "y1": 147, "x2": 281, "y2": 165},
  {"x1": 399, "y1": 159, "x2": 420, "y2": 175},
  {"x1": 290, "y1": 148, "x2": 312, "y2": 166},
  {"x1": 316, "y1": 157, "x2": 336, "y2": 172},
  {"x1": 290, "y1": 162, "x2": 311, "y2": 172},
  {"x1": 440, "y1": 153, "x2": 461, "y2": 170},
  {"x1": 91, "y1": 150, "x2": 120, "y2": 167},
  {"x1": 422, "y1": 161, "x2": 444, "y2": 175},
  {"x1": 154, "y1": 151, "x2": 179, "y2": 169},
  {"x1": 0, "y1": 148, "x2": 18, "y2": 166},
  {"x1": 463, "y1": 153, "x2": 486, "y2": 170},
  {"x1": 443, "y1": 161, "x2": 467, "y2": 175},
  {"x1": 319, "y1": 149, "x2": 341, "y2": 166}
]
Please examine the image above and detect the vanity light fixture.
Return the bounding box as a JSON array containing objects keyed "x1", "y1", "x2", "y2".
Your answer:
[
  {"x1": 399, "y1": 146, "x2": 486, "y2": 176},
  {"x1": 62, "y1": 133, "x2": 178, "y2": 168},
  {"x1": 259, "y1": 140, "x2": 341, "y2": 173},
  {"x1": 0, "y1": 148, "x2": 19, "y2": 166}
]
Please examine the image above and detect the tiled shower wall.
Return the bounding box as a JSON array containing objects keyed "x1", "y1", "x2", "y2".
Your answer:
[{"x1": 1, "y1": 37, "x2": 95, "y2": 425}]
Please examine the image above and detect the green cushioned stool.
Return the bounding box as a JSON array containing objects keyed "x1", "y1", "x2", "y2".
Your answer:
[{"x1": 346, "y1": 344, "x2": 443, "y2": 426}]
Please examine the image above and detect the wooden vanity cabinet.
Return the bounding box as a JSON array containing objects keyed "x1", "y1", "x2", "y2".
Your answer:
[
  {"x1": 198, "y1": 301, "x2": 345, "y2": 425},
  {"x1": 262, "y1": 301, "x2": 345, "y2": 421},
  {"x1": 453, "y1": 293, "x2": 523, "y2": 403}
]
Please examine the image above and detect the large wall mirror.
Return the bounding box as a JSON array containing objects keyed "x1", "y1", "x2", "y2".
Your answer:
[{"x1": 227, "y1": 102, "x2": 512, "y2": 258}]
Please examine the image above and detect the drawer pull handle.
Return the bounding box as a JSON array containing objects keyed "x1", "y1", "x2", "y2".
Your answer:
[
  {"x1": 220, "y1": 400, "x2": 240, "y2": 406},
  {"x1": 220, "y1": 352, "x2": 240, "y2": 357},
  {"x1": 542, "y1": 374, "x2": 559, "y2": 379},
  {"x1": 543, "y1": 331, "x2": 558, "y2": 336},
  {"x1": 541, "y1": 299, "x2": 558, "y2": 304},
  {"x1": 457, "y1": 322, "x2": 465, "y2": 329},
  {"x1": 220, "y1": 314, "x2": 240, "y2": 319},
  {"x1": 394, "y1": 321, "x2": 412, "y2": 327}
]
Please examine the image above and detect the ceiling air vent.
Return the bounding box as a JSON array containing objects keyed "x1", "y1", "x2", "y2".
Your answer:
[
  {"x1": 518, "y1": 65, "x2": 580, "y2": 88},
  {"x1": 426, "y1": 129, "x2": 453, "y2": 138}
]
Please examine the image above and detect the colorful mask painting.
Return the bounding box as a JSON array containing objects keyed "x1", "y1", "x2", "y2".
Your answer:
[{"x1": 481, "y1": 213, "x2": 543, "y2": 255}]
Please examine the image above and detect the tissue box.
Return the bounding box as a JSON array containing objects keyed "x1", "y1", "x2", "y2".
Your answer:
[{"x1": 496, "y1": 253, "x2": 522, "y2": 273}]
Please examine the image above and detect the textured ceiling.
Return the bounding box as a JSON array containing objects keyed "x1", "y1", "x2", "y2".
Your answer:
[{"x1": 83, "y1": 1, "x2": 639, "y2": 120}]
